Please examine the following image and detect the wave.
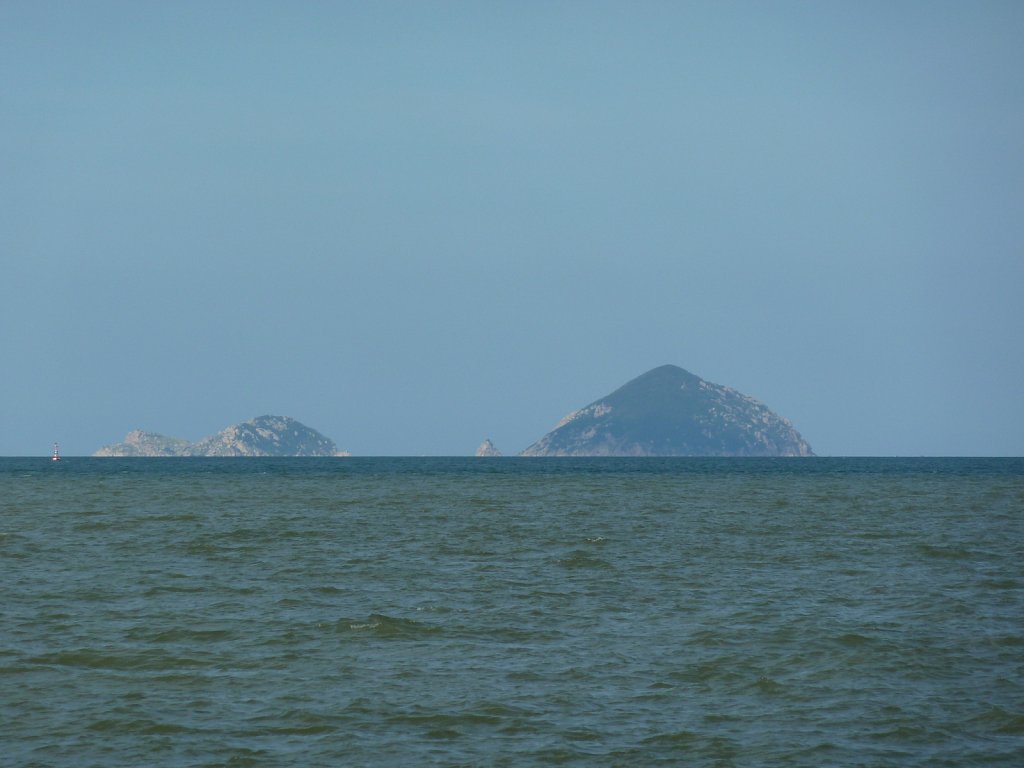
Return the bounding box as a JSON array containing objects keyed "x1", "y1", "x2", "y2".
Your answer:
[
  {"x1": 914, "y1": 543, "x2": 975, "y2": 559},
  {"x1": 556, "y1": 549, "x2": 615, "y2": 569},
  {"x1": 335, "y1": 613, "x2": 444, "y2": 640},
  {"x1": 86, "y1": 718, "x2": 191, "y2": 735},
  {"x1": 969, "y1": 705, "x2": 1024, "y2": 735},
  {"x1": 27, "y1": 648, "x2": 215, "y2": 671}
]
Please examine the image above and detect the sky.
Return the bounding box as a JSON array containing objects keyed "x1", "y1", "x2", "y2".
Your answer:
[{"x1": 2, "y1": 1, "x2": 1022, "y2": 457}]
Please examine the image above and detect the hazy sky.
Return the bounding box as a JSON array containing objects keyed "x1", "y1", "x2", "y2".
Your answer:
[{"x1": 3, "y1": 1, "x2": 1022, "y2": 456}]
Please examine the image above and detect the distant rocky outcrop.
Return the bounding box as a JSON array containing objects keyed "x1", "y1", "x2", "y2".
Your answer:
[
  {"x1": 520, "y1": 365, "x2": 813, "y2": 457},
  {"x1": 475, "y1": 439, "x2": 502, "y2": 457},
  {"x1": 95, "y1": 415, "x2": 348, "y2": 457},
  {"x1": 190, "y1": 415, "x2": 339, "y2": 456},
  {"x1": 93, "y1": 430, "x2": 192, "y2": 457}
]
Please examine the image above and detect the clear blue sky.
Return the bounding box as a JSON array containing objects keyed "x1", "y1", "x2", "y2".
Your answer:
[{"x1": 2, "y1": 1, "x2": 1022, "y2": 456}]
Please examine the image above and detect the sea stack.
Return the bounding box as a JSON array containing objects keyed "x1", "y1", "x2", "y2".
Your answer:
[
  {"x1": 475, "y1": 439, "x2": 502, "y2": 457},
  {"x1": 520, "y1": 365, "x2": 813, "y2": 457}
]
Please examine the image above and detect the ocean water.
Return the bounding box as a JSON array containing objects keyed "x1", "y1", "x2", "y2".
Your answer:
[{"x1": 1, "y1": 457, "x2": 1022, "y2": 767}]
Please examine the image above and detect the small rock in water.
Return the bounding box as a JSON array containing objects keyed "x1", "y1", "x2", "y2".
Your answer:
[{"x1": 475, "y1": 439, "x2": 502, "y2": 457}]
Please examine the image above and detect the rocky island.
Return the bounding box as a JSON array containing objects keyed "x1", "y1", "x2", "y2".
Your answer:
[
  {"x1": 521, "y1": 365, "x2": 813, "y2": 457},
  {"x1": 475, "y1": 439, "x2": 502, "y2": 457},
  {"x1": 95, "y1": 415, "x2": 348, "y2": 457}
]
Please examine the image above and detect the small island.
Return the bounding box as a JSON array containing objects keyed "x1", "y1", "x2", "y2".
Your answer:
[
  {"x1": 95, "y1": 415, "x2": 349, "y2": 457},
  {"x1": 475, "y1": 439, "x2": 502, "y2": 457}
]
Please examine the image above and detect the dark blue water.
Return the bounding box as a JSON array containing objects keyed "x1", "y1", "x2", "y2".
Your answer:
[{"x1": 2, "y1": 458, "x2": 1022, "y2": 766}]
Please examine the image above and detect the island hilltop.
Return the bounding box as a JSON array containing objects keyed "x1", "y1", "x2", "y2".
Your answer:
[
  {"x1": 95, "y1": 415, "x2": 349, "y2": 457},
  {"x1": 521, "y1": 365, "x2": 813, "y2": 457}
]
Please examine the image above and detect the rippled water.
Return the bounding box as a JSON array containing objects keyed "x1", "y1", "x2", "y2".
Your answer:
[{"x1": 2, "y1": 457, "x2": 1022, "y2": 766}]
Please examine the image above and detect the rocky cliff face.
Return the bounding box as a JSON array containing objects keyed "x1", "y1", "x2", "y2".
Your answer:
[
  {"x1": 521, "y1": 365, "x2": 813, "y2": 457},
  {"x1": 95, "y1": 415, "x2": 345, "y2": 457}
]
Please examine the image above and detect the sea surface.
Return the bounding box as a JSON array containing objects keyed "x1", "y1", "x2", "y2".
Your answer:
[{"x1": 2, "y1": 457, "x2": 1022, "y2": 767}]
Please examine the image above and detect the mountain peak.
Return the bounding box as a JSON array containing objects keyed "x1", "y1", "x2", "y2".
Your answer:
[{"x1": 606, "y1": 364, "x2": 700, "y2": 396}]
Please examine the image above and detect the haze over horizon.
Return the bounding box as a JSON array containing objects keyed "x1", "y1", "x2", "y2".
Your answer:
[{"x1": 3, "y1": 1, "x2": 1022, "y2": 457}]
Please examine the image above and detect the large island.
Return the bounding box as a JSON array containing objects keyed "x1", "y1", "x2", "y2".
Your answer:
[{"x1": 521, "y1": 365, "x2": 813, "y2": 457}]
